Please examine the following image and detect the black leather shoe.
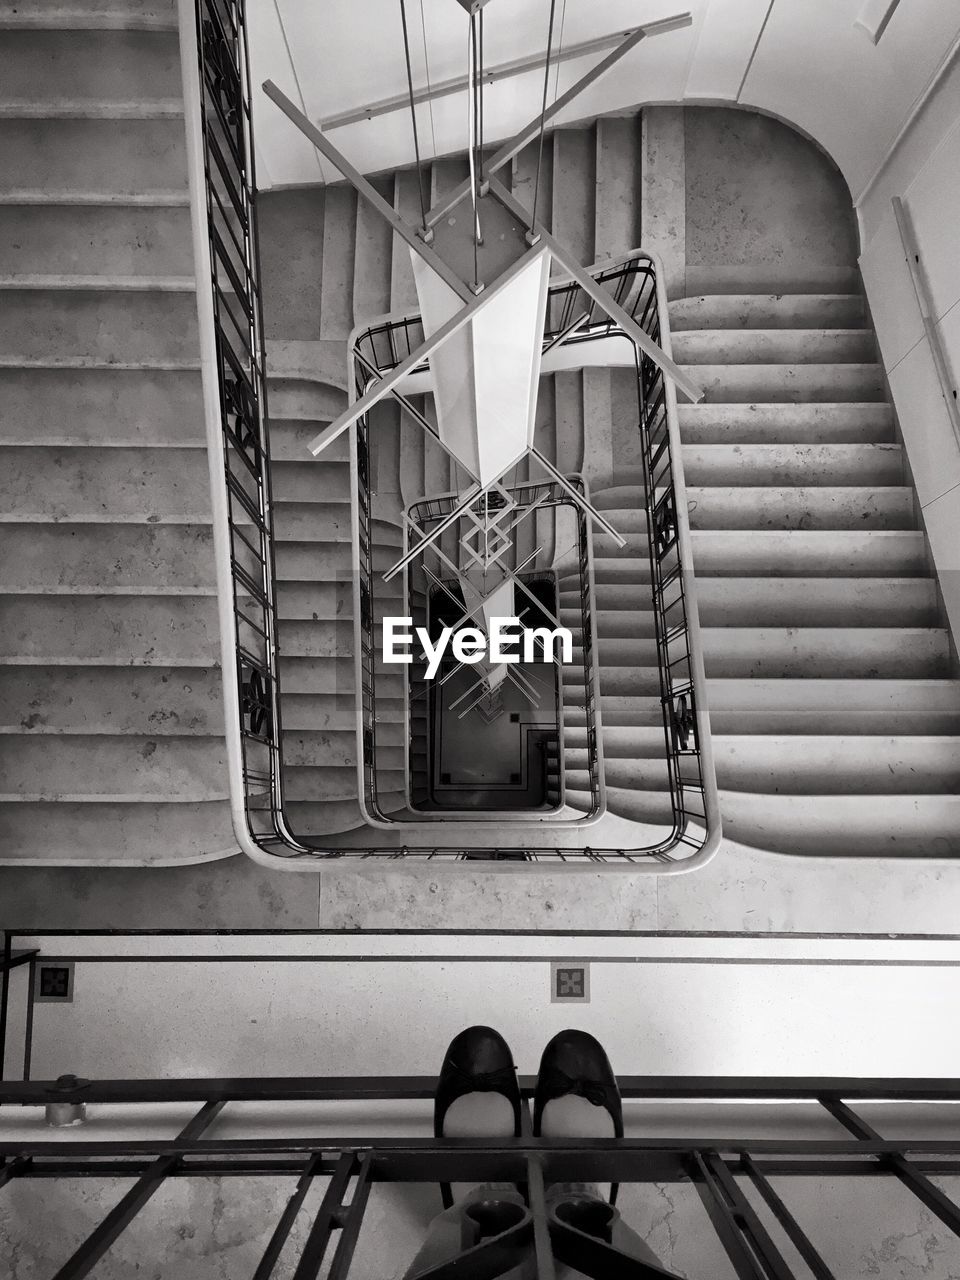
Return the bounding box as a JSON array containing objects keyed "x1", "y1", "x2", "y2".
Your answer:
[
  {"x1": 435, "y1": 1025, "x2": 522, "y2": 1208},
  {"x1": 533, "y1": 1028, "x2": 623, "y2": 1204}
]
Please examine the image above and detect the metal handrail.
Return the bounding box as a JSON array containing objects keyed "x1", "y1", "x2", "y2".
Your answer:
[
  {"x1": 349, "y1": 251, "x2": 721, "y2": 867},
  {"x1": 359, "y1": 477, "x2": 606, "y2": 826},
  {"x1": 892, "y1": 196, "x2": 960, "y2": 451},
  {"x1": 184, "y1": 2, "x2": 718, "y2": 866},
  {"x1": 4, "y1": 1072, "x2": 960, "y2": 1279}
]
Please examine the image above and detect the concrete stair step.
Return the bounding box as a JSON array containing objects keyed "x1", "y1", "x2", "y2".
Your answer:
[
  {"x1": 676, "y1": 402, "x2": 895, "y2": 445},
  {"x1": 0, "y1": 2, "x2": 178, "y2": 30},
  {"x1": 593, "y1": 116, "x2": 639, "y2": 259},
  {"x1": 0, "y1": 204, "x2": 192, "y2": 276},
  {"x1": 572, "y1": 637, "x2": 658, "y2": 668},
  {"x1": 581, "y1": 558, "x2": 652, "y2": 584},
  {"x1": 0, "y1": 446, "x2": 211, "y2": 521},
  {"x1": 512, "y1": 139, "x2": 552, "y2": 235},
  {"x1": 267, "y1": 421, "x2": 349, "y2": 462},
  {"x1": 318, "y1": 185, "x2": 357, "y2": 340},
  {"x1": 0, "y1": 366, "x2": 203, "y2": 446},
  {"x1": 560, "y1": 605, "x2": 654, "y2": 639},
  {"x1": 696, "y1": 578, "x2": 939, "y2": 627},
  {"x1": 551, "y1": 128, "x2": 595, "y2": 267},
  {"x1": 686, "y1": 486, "x2": 915, "y2": 530},
  {"x1": 0, "y1": 119, "x2": 188, "y2": 194},
  {"x1": 285, "y1": 795, "x2": 408, "y2": 838},
  {"x1": 0, "y1": 288, "x2": 198, "y2": 362},
  {"x1": 0, "y1": 666, "x2": 223, "y2": 735},
  {"x1": 669, "y1": 294, "x2": 866, "y2": 331},
  {"x1": 390, "y1": 169, "x2": 423, "y2": 313},
  {"x1": 279, "y1": 692, "x2": 402, "y2": 732},
  {"x1": 1, "y1": 596, "x2": 218, "y2": 664},
  {"x1": 266, "y1": 381, "x2": 347, "y2": 424},
  {"x1": 570, "y1": 759, "x2": 670, "y2": 793},
  {"x1": 274, "y1": 656, "x2": 356, "y2": 696},
  {"x1": 0, "y1": 29, "x2": 182, "y2": 104},
  {"x1": 271, "y1": 461, "x2": 351, "y2": 505},
  {"x1": 570, "y1": 696, "x2": 663, "y2": 728},
  {"x1": 0, "y1": 734, "x2": 227, "y2": 801},
  {"x1": 552, "y1": 371, "x2": 584, "y2": 476},
  {"x1": 566, "y1": 724, "x2": 665, "y2": 758},
  {"x1": 563, "y1": 664, "x2": 660, "y2": 697},
  {"x1": 274, "y1": 541, "x2": 399, "y2": 579},
  {"x1": 673, "y1": 328, "x2": 875, "y2": 365},
  {"x1": 399, "y1": 397, "x2": 427, "y2": 509},
  {"x1": 705, "y1": 678, "x2": 960, "y2": 735},
  {"x1": 351, "y1": 174, "x2": 393, "y2": 325},
  {"x1": 0, "y1": 800, "x2": 234, "y2": 867},
  {"x1": 682, "y1": 443, "x2": 904, "y2": 487},
  {"x1": 421, "y1": 431, "x2": 451, "y2": 506},
  {"x1": 276, "y1": 658, "x2": 404, "y2": 700},
  {"x1": 272, "y1": 503, "x2": 353, "y2": 543},
  {"x1": 584, "y1": 785, "x2": 673, "y2": 825},
  {"x1": 713, "y1": 735, "x2": 960, "y2": 795},
  {"x1": 284, "y1": 732, "x2": 405, "y2": 772},
  {"x1": 275, "y1": 581, "x2": 353, "y2": 621},
  {"x1": 688, "y1": 363, "x2": 884, "y2": 403},
  {"x1": 283, "y1": 765, "x2": 404, "y2": 803},
  {"x1": 430, "y1": 155, "x2": 470, "y2": 204},
  {"x1": 700, "y1": 627, "x2": 951, "y2": 679},
  {"x1": 277, "y1": 620, "x2": 355, "y2": 659},
  {"x1": 689, "y1": 529, "x2": 928, "y2": 576},
  {"x1": 0, "y1": 523, "x2": 215, "y2": 592},
  {"x1": 719, "y1": 791, "x2": 960, "y2": 857}
]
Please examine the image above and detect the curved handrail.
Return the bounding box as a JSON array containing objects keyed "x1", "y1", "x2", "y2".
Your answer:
[{"x1": 183, "y1": 1, "x2": 719, "y2": 871}]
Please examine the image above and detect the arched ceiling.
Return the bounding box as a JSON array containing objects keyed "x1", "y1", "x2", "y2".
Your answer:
[{"x1": 248, "y1": 0, "x2": 960, "y2": 205}]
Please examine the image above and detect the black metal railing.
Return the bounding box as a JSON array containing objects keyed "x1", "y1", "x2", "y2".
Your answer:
[
  {"x1": 3, "y1": 1071, "x2": 960, "y2": 1278},
  {"x1": 350, "y1": 252, "x2": 716, "y2": 862},
  {"x1": 194, "y1": 0, "x2": 307, "y2": 856},
  {"x1": 387, "y1": 479, "x2": 603, "y2": 821},
  {"x1": 194, "y1": 4, "x2": 715, "y2": 865}
]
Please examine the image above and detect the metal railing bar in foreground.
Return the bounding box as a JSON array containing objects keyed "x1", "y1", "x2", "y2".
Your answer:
[{"x1": 3, "y1": 1077, "x2": 960, "y2": 1280}]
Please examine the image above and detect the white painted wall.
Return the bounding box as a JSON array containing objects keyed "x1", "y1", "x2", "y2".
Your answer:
[
  {"x1": 248, "y1": 0, "x2": 960, "y2": 201},
  {"x1": 6, "y1": 933, "x2": 960, "y2": 1083},
  {"x1": 858, "y1": 55, "x2": 960, "y2": 639}
]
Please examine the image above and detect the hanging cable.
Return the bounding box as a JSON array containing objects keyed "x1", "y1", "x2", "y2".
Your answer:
[
  {"x1": 478, "y1": 9, "x2": 485, "y2": 167},
  {"x1": 417, "y1": 0, "x2": 437, "y2": 158},
  {"x1": 466, "y1": 14, "x2": 481, "y2": 288},
  {"x1": 399, "y1": 0, "x2": 428, "y2": 230},
  {"x1": 532, "y1": 0, "x2": 558, "y2": 232},
  {"x1": 553, "y1": 0, "x2": 568, "y2": 101}
]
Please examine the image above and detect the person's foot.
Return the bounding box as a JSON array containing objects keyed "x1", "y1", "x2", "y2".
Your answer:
[
  {"x1": 533, "y1": 1028, "x2": 622, "y2": 1139},
  {"x1": 534, "y1": 1029, "x2": 623, "y2": 1204},
  {"x1": 435, "y1": 1025, "x2": 521, "y2": 1139}
]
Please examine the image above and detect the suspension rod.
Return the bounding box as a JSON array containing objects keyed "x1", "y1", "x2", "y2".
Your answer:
[{"x1": 424, "y1": 13, "x2": 692, "y2": 229}]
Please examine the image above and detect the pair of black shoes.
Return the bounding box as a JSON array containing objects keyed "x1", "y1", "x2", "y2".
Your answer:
[{"x1": 434, "y1": 1025, "x2": 623, "y2": 1208}]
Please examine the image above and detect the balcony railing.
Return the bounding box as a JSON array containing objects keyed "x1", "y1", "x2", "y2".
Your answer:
[{"x1": 3, "y1": 1071, "x2": 960, "y2": 1279}]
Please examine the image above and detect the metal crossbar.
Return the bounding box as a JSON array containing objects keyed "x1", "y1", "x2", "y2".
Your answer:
[{"x1": 3, "y1": 1076, "x2": 960, "y2": 1280}]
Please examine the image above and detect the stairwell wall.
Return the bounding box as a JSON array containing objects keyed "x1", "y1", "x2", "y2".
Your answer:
[{"x1": 858, "y1": 53, "x2": 960, "y2": 645}]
